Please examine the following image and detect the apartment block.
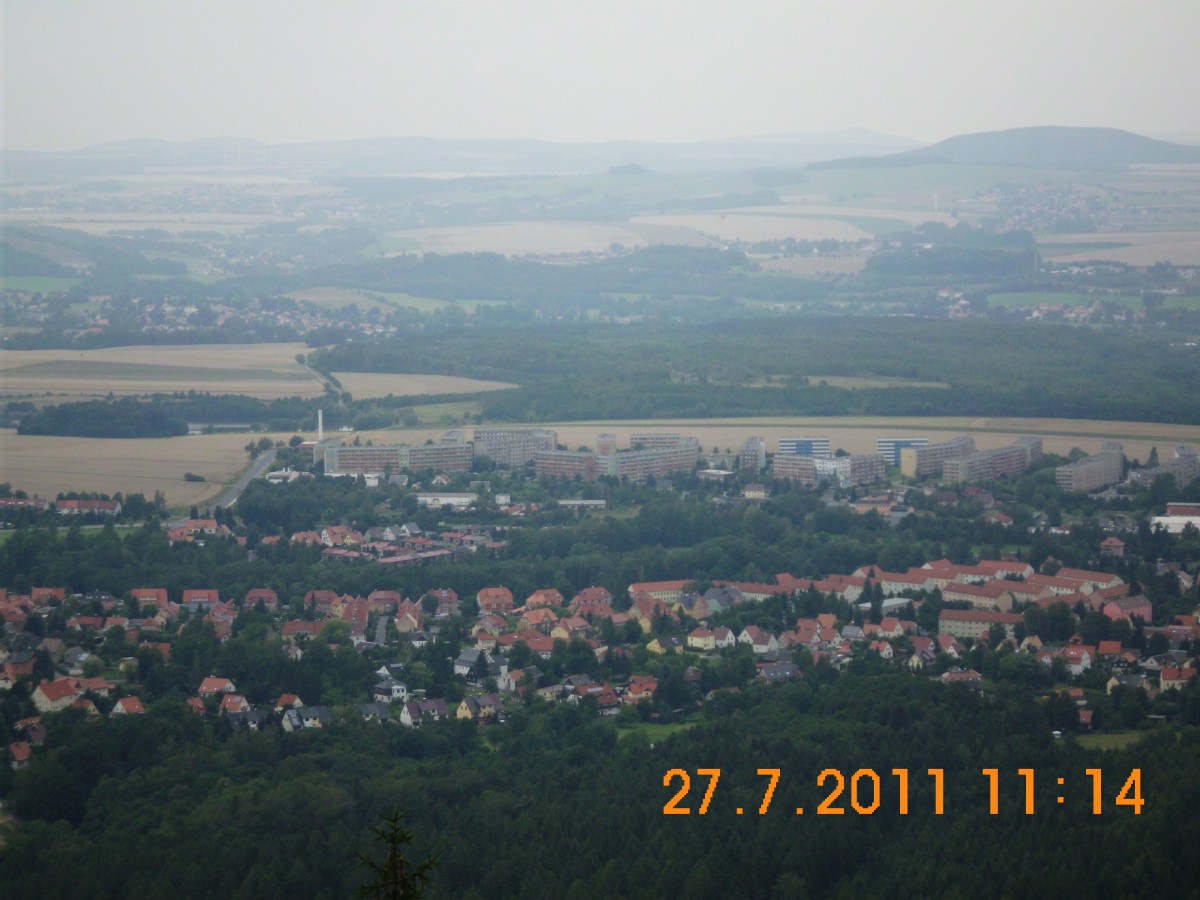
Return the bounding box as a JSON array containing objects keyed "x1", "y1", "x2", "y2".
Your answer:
[
  {"x1": 901, "y1": 436, "x2": 975, "y2": 478},
  {"x1": 941, "y1": 438, "x2": 1043, "y2": 484},
  {"x1": 739, "y1": 437, "x2": 767, "y2": 473},
  {"x1": 778, "y1": 436, "x2": 831, "y2": 458},
  {"x1": 325, "y1": 438, "x2": 473, "y2": 475},
  {"x1": 772, "y1": 453, "x2": 818, "y2": 485},
  {"x1": 473, "y1": 428, "x2": 558, "y2": 468},
  {"x1": 1055, "y1": 443, "x2": 1125, "y2": 492},
  {"x1": 876, "y1": 436, "x2": 928, "y2": 467},
  {"x1": 814, "y1": 453, "x2": 888, "y2": 488},
  {"x1": 534, "y1": 449, "x2": 599, "y2": 481}
]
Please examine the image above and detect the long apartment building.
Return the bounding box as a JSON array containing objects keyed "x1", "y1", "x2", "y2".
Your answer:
[
  {"x1": 325, "y1": 436, "x2": 474, "y2": 475},
  {"x1": 1055, "y1": 443, "x2": 1125, "y2": 492},
  {"x1": 535, "y1": 434, "x2": 700, "y2": 482},
  {"x1": 901, "y1": 436, "x2": 975, "y2": 478},
  {"x1": 534, "y1": 449, "x2": 599, "y2": 481},
  {"x1": 941, "y1": 437, "x2": 1042, "y2": 484},
  {"x1": 472, "y1": 428, "x2": 558, "y2": 468}
]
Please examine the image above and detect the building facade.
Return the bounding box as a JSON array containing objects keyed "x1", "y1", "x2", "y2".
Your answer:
[
  {"x1": 1055, "y1": 443, "x2": 1125, "y2": 492},
  {"x1": 876, "y1": 436, "x2": 928, "y2": 467},
  {"x1": 778, "y1": 436, "x2": 831, "y2": 458},
  {"x1": 900, "y1": 436, "x2": 975, "y2": 479},
  {"x1": 472, "y1": 428, "x2": 558, "y2": 468}
]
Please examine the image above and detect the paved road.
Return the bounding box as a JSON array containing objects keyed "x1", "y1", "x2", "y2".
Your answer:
[{"x1": 206, "y1": 448, "x2": 276, "y2": 513}]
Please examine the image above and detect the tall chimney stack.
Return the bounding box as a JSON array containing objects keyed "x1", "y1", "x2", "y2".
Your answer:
[{"x1": 318, "y1": 409, "x2": 324, "y2": 442}]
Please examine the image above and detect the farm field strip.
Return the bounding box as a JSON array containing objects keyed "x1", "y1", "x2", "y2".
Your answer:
[
  {"x1": 0, "y1": 342, "x2": 327, "y2": 400},
  {"x1": 331, "y1": 372, "x2": 517, "y2": 399}
]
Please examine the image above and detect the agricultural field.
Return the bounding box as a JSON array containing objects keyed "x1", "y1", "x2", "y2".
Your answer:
[
  {"x1": 0, "y1": 342, "x2": 326, "y2": 401},
  {"x1": 0, "y1": 429, "x2": 283, "y2": 508},
  {"x1": 331, "y1": 373, "x2": 516, "y2": 400},
  {"x1": 630, "y1": 212, "x2": 872, "y2": 243},
  {"x1": 754, "y1": 256, "x2": 868, "y2": 275},
  {"x1": 1040, "y1": 230, "x2": 1200, "y2": 266},
  {"x1": 384, "y1": 221, "x2": 663, "y2": 256},
  {"x1": 0, "y1": 276, "x2": 82, "y2": 294},
  {"x1": 986, "y1": 292, "x2": 1141, "y2": 309},
  {"x1": 0, "y1": 210, "x2": 294, "y2": 236}
]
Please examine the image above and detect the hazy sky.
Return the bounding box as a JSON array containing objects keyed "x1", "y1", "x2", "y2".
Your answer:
[{"x1": 3, "y1": 0, "x2": 1199, "y2": 151}]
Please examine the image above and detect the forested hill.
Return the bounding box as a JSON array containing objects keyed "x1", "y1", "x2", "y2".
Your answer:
[
  {"x1": 310, "y1": 318, "x2": 1200, "y2": 425},
  {"x1": 1, "y1": 676, "x2": 1196, "y2": 898},
  {"x1": 811, "y1": 126, "x2": 1200, "y2": 170}
]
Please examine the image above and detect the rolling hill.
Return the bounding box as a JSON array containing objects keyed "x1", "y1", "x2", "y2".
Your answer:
[{"x1": 809, "y1": 126, "x2": 1200, "y2": 171}]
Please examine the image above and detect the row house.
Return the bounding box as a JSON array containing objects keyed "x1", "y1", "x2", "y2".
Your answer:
[
  {"x1": 627, "y1": 580, "x2": 691, "y2": 605},
  {"x1": 941, "y1": 581, "x2": 1016, "y2": 612},
  {"x1": 738, "y1": 626, "x2": 779, "y2": 655}
]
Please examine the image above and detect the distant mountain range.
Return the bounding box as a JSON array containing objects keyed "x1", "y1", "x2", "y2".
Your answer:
[
  {"x1": 3, "y1": 129, "x2": 920, "y2": 179},
  {"x1": 809, "y1": 126, "x2": 1200, "y2": 171},
  {"x1": 5, "y1": 126, "x2": 1198, "y2": 180}
]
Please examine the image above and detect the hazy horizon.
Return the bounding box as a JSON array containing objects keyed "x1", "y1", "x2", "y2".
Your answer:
[{"x1": 3, "y1": 0, "x2": 1200, "y2": 153}]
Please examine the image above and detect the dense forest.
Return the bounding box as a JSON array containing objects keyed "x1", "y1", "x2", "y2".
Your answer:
[
  {"x1": 16, "y1": 397, "x2": 188, "y2": 438},
  {"x1": 1, "y1": 676, "x2": 1197, "y2": 898},
  {"x1": 311, "y1": 317, "x2": 1200, "y2": 425}
]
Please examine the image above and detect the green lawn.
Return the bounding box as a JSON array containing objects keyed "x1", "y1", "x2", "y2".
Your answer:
[
  {"x1": 617, "y1": 718, "x2": 700, "y2": 743},
  {"x1": 0, "y1": 276, "x2": 81, "y2": 293},
  {"x1": 987, "y1": 292, "x2": 1141, "y2": 309},
  {"x1": 1075, "y1": 731, "x2": 1149, "y2": 751},
  {"x1": 371, "y1": 291, "x2": 459, "y2": 313}
]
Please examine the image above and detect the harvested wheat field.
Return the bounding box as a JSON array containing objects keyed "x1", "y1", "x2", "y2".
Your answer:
[
  {"x1": 0, "y1": 342, "x2": 325, "y2": 400},
  {"x1": 1044, "y1": 231, "x2": 1200, "y2": 266},
  {"x1": 392, "y1": 221, "x2": 652, "y2": 256},
  {"x1": 630, "y1": 213, "x2": 870, "y2": 242},
  {"x1": 0, "y1": 430, "x2": 289, "y2": 508},
  {"x1": 756, "y1": 256, "x2": 868, "y2": 275},
  {"x1": 332, "y1": 372, "x2": 517, "y2": 399}
]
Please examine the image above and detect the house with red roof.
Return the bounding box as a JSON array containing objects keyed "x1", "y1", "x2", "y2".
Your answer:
[
  {"x1": 111, "y1": 696, "x2": 145, "y2": 716},
  {"x1": 198, "y1": 676, "x2": 237, "y2": 696},
  {"x1": 477, "y1": 586, "x2": 514, "y2": 615},
  {"x1": 244, "y1": 588, "x2": 279, "y2": 611},
  {"x1": 9, "y1": 741, "x2": 32, "y2": 770},
  {"x1": 1103, "y1": 595, "x2": 1153, "y2": 624},
  {"x1": 687, "y1": 627, "x2": 716, "y2": 652},
  {"x1": 32, "y1": 678, "x2": 81, "y2": 713},
  {"x1": 219, "y1": 694, "x2": 250, "y2": 715},
  {"x1": 524, "y1": 588, "x2": 564, "y2": 610}
]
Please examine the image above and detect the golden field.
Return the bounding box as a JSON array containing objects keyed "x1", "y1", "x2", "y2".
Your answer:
[
  {"x1": 0, "y1": 430, "x2": 290, "y2": 508},
  {"x1": 630, "y1": 213, "x2": 871, "y2": 243},
  {"x1": 755, "y1": 256, "x2": 868, "y2": 275},
  {"x1": 333, "y1": 372, "x2": 517, "y2": 399},
  {"x1": 390, "y1": 221, "x2": 655, "y2": 256},
  {"x1": 1041, "y1": 231, "x2": 1200, "y2": 266},
  {"x1": 0, "y1": 342, "x2": 325, "y2": 400}
]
